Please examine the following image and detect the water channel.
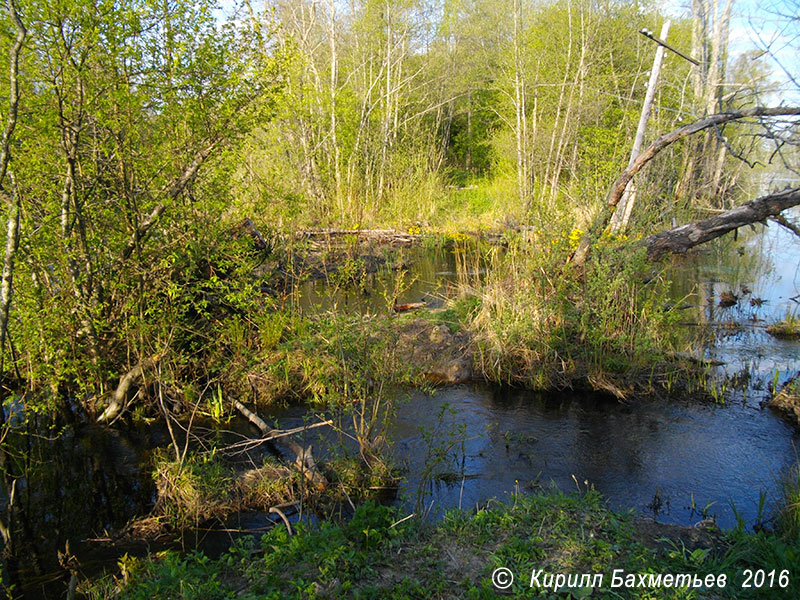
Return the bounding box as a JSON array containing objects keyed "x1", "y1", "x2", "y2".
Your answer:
[{"x1": 2, "y1": 211, "x2": 799, "y2": 597}]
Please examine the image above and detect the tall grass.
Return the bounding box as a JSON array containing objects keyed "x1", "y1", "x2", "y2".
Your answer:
[
  {"x1": 457, "y1": 230, "x2": 687, "y2": 395},
  {"x1": 779, "y1": 462, "x2": 800, "y2": 538}
]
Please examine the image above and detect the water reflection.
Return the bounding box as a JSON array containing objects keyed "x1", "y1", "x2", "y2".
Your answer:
[
  {"x1": 3, "y1": 209, "x2": 800, "y2": 596},
  {"x1": 392, "y1": 384, "x2": 798, "y2": 529}
]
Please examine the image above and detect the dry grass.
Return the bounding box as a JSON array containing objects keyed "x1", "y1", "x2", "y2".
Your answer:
[
  {"x1": 153, "y1": 453, "x2": 302, "y2": 530},
  {"x1": 766, "y1": 314, "x2": 800, "y2": 339}
]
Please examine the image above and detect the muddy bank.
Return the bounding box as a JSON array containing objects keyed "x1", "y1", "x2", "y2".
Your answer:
[
  {"x1": 770, "y1": 374, "x2": 800, "y2": 429},
  {"x1": 396, "y1": 317, "x2": 474, "y2": 384}
]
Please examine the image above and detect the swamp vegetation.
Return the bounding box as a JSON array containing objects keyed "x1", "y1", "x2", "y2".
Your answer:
[{"x1": 1, "y1": 0, "x2": 800, "y2": 597}]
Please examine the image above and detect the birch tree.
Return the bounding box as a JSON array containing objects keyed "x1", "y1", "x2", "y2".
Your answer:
[{"x1": 0, "y1": 0, "x2": 25, "y2": 386}]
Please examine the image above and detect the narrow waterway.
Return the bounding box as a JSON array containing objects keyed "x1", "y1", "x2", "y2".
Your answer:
[{"x1": 2, "y1": 211, "x2": 799, "y2": 597}]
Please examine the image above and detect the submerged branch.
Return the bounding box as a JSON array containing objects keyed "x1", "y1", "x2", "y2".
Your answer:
[{"x1": 233, "y1": 399, "x2": 328, "y2": 489}]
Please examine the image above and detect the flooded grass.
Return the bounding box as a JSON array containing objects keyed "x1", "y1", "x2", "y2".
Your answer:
[
  {"x1": 4, "y1": 217, "x2": 800, "y2": 597},
  {"x1": 449, "y1": 233, "x2": 701, "y2": 396},
  {"x1": 767, "y1": 315, "x2": 800, "y2": 340}
]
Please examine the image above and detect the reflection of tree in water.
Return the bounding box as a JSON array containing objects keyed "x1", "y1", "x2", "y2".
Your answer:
[
  {"x1": 570, "y1": 397, "x2": 649, "y2": 488},
  {"x1": 0, "y1": 420, "x2": 154, "y2": 593},
  {"x1": 486, "y1": 389, "x2": 651, "y2": 495},
  {"x1": 666, "y1": 208, "x2": 800, "y2": 328}
]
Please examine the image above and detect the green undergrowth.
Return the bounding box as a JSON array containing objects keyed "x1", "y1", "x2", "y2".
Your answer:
[{"x1": 84, "y1": 489, "x2": 799, "y2": 599}]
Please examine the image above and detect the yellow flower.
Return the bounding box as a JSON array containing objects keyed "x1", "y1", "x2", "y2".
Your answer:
[{"x1": 567, "y1": 228, "x2": 584, "y2": 249}]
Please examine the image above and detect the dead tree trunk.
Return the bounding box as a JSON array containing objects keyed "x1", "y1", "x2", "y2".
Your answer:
[
  {"x1": 644, "y1": 186, "x2": 800, "y2": 260},
  {"x1": 571, "y1": 106, "x2": 800, "y2": 266}
]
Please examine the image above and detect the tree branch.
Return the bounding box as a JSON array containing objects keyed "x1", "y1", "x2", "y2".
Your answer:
[
  {"x1": 0, "y1": 0, "x2": 25, "y2": 186},
  {"x1": 606, "y1": 107, "x2": 800, "y2": 210},
  {"x1": 644, "y1": 186, "x2": 800, "y2": 260},
  {"x1": 571, "y1": 106, "x2": 800, "y2": 266},
  {"x1": 121, "y1": 138, "x2": 220, "y2": 260}
]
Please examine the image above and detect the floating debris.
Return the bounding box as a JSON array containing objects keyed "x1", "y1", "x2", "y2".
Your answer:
[{"x1": 719, "y1": 291, "x2": 738, "y2": 307}]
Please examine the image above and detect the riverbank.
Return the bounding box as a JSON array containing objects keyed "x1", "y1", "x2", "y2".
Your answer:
[
  {"x1": 83, "y1": 488, "x2": 799, "y2": 599},
  {"x1": 3, "y1": 223, "x2": 799, "y2": 597}
]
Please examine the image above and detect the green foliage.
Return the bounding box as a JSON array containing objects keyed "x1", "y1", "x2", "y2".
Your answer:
[
  {"x1": 766, "y1": 313, "x2": 800, "y2": 339},
  {"x1": 85, "y1": 490, "x2": 800, "y2": 599},
  {"x1": 779, "y1": 463, "x2": 800, "y2": 538},
  {"x1": 2, "y1": 0, "x2": 285, "y2": 406}
]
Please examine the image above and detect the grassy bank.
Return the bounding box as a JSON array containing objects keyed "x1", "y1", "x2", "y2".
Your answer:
[
  {"x1": 84, "y1": 489, "x2": 799, "y2": 599},
  {"x1": 446, "y1": 232, "x2": 702, "y2": 397}
]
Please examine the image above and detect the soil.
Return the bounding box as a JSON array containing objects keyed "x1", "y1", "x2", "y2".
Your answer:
[{"x1": 395, "y1": 318, "x2": 474, "y2": 384}]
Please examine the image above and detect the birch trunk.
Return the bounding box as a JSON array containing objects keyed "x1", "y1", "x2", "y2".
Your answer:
[
  {"x1": 0, "y1": 0, "x2": 25, "y2": 383},
  {"x1": 572, "y1": 106, "x2": 800, "y2": 266},
  {"x1": 609, "y1": 20, "x2": 671, "y2": 234}
]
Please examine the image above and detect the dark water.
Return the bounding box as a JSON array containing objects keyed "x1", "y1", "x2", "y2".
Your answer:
[
  {"x1": 294, "y1": 244, "x2": 464, "y2": 315},
  {"x1": 0, "y1": 421, "x2": 161, "y2": 596},
  {"x1": 2, "y1": 215, "x2": 800, "y2": 597},
  {"x1": 391, "y1": 384, "x2": 796, "y2": 529},
  {"x1": 386, "y1": 210, "x2": 800, "y2": 529}
]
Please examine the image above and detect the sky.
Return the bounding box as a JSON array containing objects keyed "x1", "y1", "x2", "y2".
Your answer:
[
  {"x1": 667, "y1": 0, "x2": 800, "y2": 104},
  {"x1": 214, "y1": 0, "x2": 799, "y2": 103}
]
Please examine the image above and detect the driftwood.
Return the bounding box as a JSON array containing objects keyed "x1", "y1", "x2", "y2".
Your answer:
[
  {"x1": 233, "y1": 399, "x2": 328, "y2": 490},
  {"x1": 296, "y1": 228, "x2": 421, "y2": 246},
  {"x1": 97, "y1": 356, "x2": 159, "y2": 423},
  {"x1": 643, "y1": 186, "x2": 800, "y2": 259}
]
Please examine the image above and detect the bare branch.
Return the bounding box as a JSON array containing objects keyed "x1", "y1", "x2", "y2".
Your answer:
[
  {"x1": 606, "y1": 107, "x2": 800, "y2": 210},
  {"x1": 645, "y1": 186, "x2": 800, "y2": 259},
  {"x1": 120, "y1": 138, "x2": 219, "y2": 260},
  {"x1": 571, "y1": 106, "x2": 800, "y2": 267}
]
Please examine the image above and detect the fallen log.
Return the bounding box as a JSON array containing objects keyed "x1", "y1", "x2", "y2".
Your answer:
[
  {"x1": 296, "y1": 228, "x2": 421, "y2": 246},
  {"x1": 572, "y1": 106, "x2": 800, "y2": 266},
  {"x1": 233, "y1": 399, "x2": 328, "y2": 490},
  {"x1": 643, "y1": 186, "x2": 800, "y2": 260}
]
